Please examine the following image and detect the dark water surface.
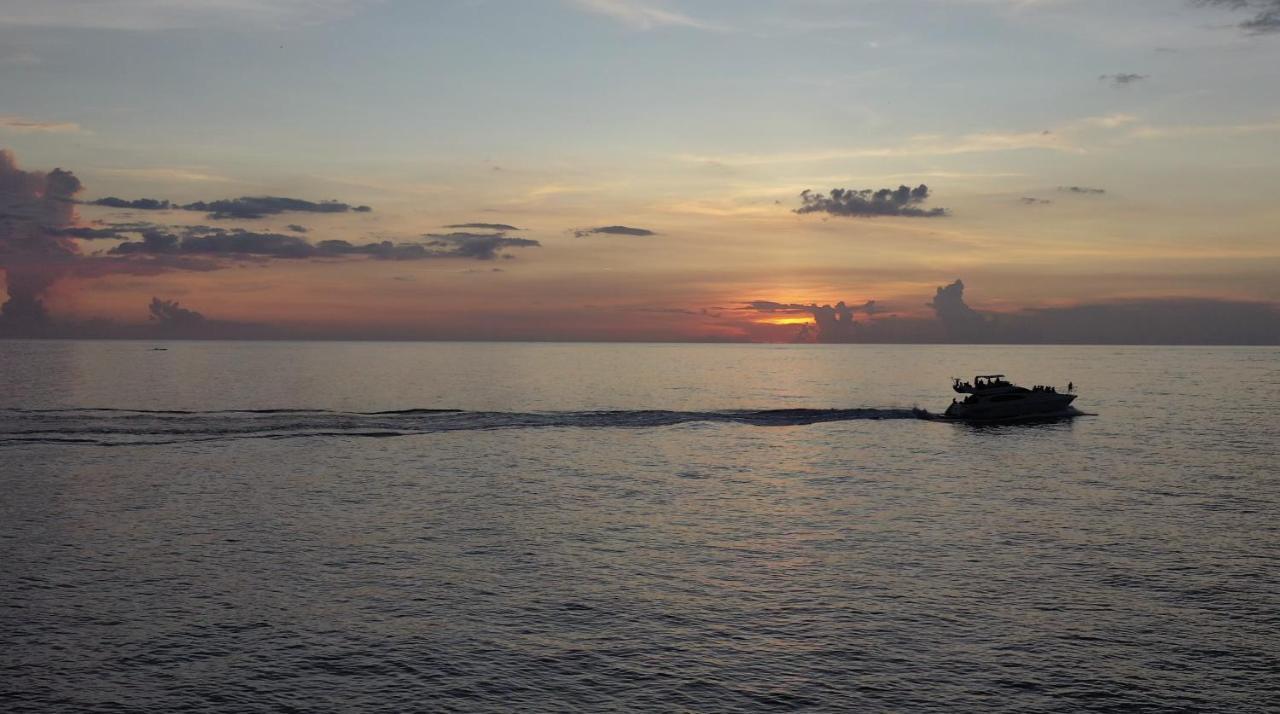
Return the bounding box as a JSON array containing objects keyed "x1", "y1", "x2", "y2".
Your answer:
[{"x1": 2, "y1": 341, "x2": 1277, "y2": 712}]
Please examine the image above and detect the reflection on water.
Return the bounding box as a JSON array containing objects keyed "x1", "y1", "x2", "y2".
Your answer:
[{"x1": 2, "y1": 342, "x2": 1277, "y2": 711}]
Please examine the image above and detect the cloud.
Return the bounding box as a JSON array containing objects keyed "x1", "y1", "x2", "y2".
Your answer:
[
  {"x1": 740, "y1": 301, "x2": 812, "y2": 313},
  {"x1": 739, "y1": 299, "x2": 879, "y2": 343},
  {"x1": 925, "y1": 278, "x2": 1280, "y2": 344},
  {"x1": 421, "y1": 232, "x2": 541, "y2": 260},
  {"x1": 111, "y1": 228, "x2": 315, "y2": 258},
  {"x1": 1020, "y1": 197, "x2": 1053, "y2": 205},
  {"x1": 566, "y1": 0, "x2": 723, "y2": 31},
  {"x1": 1196, "y1": 0, "x2": 1280, "y2": 34},
  {"x1": 1099, "y1": 73, "x2": 1148, "y2": 86},
  {"x1": 1084, "y1": 113, "x2": 1140, "y2": 129},
  {"x1": 0, "y1": 148, "x2": 505, "y2": 335},
  {"x1": 1058, "y1": 185, "x2": 1106, "y2": 195},
  {"x1": 149, "y1": 297, "x2": 205, "y2": 329},
  {"x1": 52, "y1": 225, "x2": 136, "y2": 239},
  {"x1": 747, "y1": 281, "x2": 1280, "y2": 345},
  {"x1": 94, "y1": 167, "x2": 231, "y2": 183},
  {"x1": 795, "y1": 185, "x2": 948, "y2": 218},
  {"x1": 107, "y1": 226, "x2": 541, "y2": 262},
  {"x1": 90, "y1": 197, "x2": 172, "y2": 210},
  {"x1": 87, "y1": 194, "x2": 371, "y2": 218},
  {"x1": 444, "y1": 222, "x2": 522, "y2": 231},
  {"x1": 676, "y1": 130, "x2": 1072, "y2": 167},
  {"x1": 286, "y1": 224, "x2": 308, "y2": 233},
  {"x1": 1126, "y1": 118, "x2": 1280, "y2": 140},
  {"x1": 574, "y1": 225, "x2": 658, "y2": 237},
  {"x1": 0, "y1": 115, "x2": 82, "y2": 133},
  {"x1": 927, "y1": 279, "x2": 995, "y2": 340},
  {"x1": 1016, "y1": 298, "x2": 1280, "y2": 344},
  {"x1": 181, "y1": 196, "x2": 372, "y2": 219},
  {"x1": 0, "y1": 148, "x2": 84, "y2": 331}
]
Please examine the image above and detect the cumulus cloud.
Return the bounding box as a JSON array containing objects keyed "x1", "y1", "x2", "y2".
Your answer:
[
  {"x1": 927, "y1": 279, "x2": 994, "y2": 340},
  {"x1": 740, "y1": 299, "x2": 879, "y2": 343},
  {"x1": 0, "y1": 148, "x2": 83, "y2": 331},
  {"x1": 795, "y1": 185, "x2": 948, "y2": 218},
  {"x1": 1196, "y1": 0, "x2": 1280, "y2": 34},
  {"x1": 1099, "y1": 73, "x2": 1148, "y2": 86},
  {"x1": 149, "y1": 297, "x2": 205, "y2": 329},
  {"x1": 574, "y1": 225, "x2": 658, "y2": 237}
]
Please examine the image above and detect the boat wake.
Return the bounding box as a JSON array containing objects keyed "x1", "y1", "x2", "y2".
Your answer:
[{"x1": 0, "y1": 407, "x2": 926, "y2": 447}]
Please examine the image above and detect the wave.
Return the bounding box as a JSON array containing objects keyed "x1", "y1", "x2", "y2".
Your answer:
[{"x1": 0, "y1": 407, "x2": 925, "y2": 447}]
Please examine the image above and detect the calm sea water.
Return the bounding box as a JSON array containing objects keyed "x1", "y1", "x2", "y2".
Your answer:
[{"x1": 2, "y1": 341, "x2": 1277, "y2": 712}]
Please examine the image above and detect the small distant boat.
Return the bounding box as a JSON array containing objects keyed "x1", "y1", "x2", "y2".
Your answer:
[{"x1": 942, "y1": 374, "x2": 1076, "y2": 421}]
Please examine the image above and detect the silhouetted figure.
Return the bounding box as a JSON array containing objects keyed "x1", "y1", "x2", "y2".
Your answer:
[{"x1": 1068, "y1": 381, "x2": 1074, "y2": 393}]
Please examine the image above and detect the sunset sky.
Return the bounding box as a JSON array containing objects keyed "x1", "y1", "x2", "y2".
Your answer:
[{"x1": 2, "y1": 0, "x2": 1278, "y2": 342}]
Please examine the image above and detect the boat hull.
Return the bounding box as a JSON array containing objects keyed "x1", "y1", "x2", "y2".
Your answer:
[{"x1": 943, "y1": 393, "x2": 1076, "y2": 421}]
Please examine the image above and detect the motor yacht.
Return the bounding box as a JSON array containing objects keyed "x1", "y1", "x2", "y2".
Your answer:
[{"x1": 943, "y1": 374, "x2": 1076, "y2": 421}]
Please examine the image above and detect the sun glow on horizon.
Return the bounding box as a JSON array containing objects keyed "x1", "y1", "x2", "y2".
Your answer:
[{"x1": 758, "y1": 317, "x2": 815, "y2": 326}]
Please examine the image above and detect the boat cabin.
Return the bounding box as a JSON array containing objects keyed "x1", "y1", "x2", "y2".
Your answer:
[{"x1": 952, "y1": 374, "x2": 1011, "y2": 393}]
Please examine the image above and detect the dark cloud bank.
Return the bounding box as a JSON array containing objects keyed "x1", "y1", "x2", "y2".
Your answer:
[{"x1": 746, "y1": 280, "x2": 1280, "y2": 345}]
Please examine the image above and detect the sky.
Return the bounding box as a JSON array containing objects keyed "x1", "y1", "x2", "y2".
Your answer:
[{"x1": 2, "y1": 0, "x2": 1279, "y2": 343}]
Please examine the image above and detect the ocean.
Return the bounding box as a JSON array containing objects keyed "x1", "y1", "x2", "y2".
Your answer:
[{"x1": 2, "y1": 341, "x2": 1277, "y2": 712}]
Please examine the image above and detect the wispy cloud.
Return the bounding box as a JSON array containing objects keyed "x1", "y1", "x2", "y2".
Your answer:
[
  {"x1": 566, "y1": 0, "x2": 725, "y2": 31},
  {"x1": 94, "y1": 167, "x2": 231, "y2": 183},
  {"x1": 0, "y1": 114, "x2": 82, "y2": 133},
  {"x1": 1083, "y1": 113, "x2": 1140, "y2": 128},
  {"x1": 1127, "y1": 118, "x2": 1280, "y2": 139},
  {"x1": 675, "y1": 130, "x2": 1072, "y2": 167},
  {"x1": 0, "y1": 0, "x2": 380, "y2": 30}
]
